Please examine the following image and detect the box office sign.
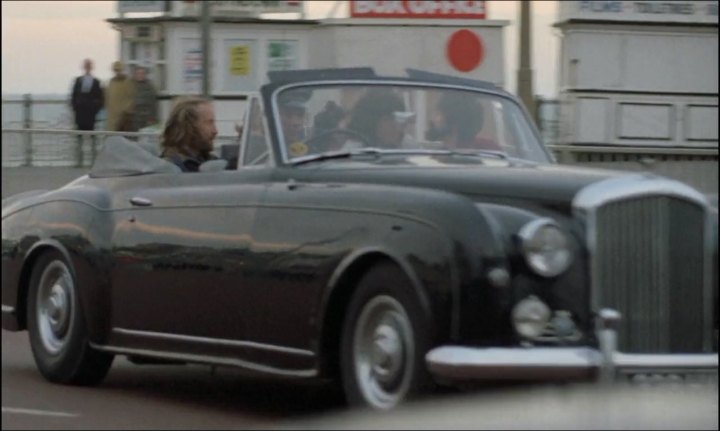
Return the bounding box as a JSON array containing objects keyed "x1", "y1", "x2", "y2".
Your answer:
[{"x1": 350, "y1": 0, "x2": 487, "y2": 19}]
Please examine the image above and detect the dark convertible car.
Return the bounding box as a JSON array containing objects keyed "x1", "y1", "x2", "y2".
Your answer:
[{"x1": 2, "y1": 68, "x2": 717, "y2": 410}]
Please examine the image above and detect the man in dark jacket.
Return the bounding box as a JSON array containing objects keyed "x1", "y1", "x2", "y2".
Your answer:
[
  {"x1": 70, "y1": 59, "x2": 104, "y2": 166},
  {"x1": 70, "y1": 58, "x2": 104, "y2": 131}
]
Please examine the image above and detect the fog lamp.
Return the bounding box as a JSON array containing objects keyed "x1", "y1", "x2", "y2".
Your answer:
[{"x1": 512, "y1": 296, "x2": 551, "y2": 339}]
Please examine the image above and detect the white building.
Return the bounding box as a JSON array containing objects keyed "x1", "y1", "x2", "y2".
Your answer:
[
  {"x1": 555, "y1": 0, "x2": 718, "y2": 149},
  {"x1": 109, "y1": 0, "x2": 508, "y2": 135}
]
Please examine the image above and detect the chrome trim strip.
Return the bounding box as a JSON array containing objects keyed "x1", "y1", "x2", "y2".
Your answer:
[
  {"x1": 1, "y1": 305, "x2": 15, "y2": 313},
  {"x1": 573, "y1": 174, "x2": 709, "y2": 211},
  {"x1": 427, "y1": 346, "x2": 603, "y2": 367},
  {"x1": 112, "y1": 328, "x2": 315, "y2": 357},
  {"x1": 572, "y1": 174, "x2": 714, "y2": 352},
  {"x1": 425, "y1": 345, "x2": 718, "y2": 381},
  {"x1": 90, "y1": 343, "x2": 317, "y2": 378},
  {"x1": 426, "y1": 346, "x2": 602, "y2": 380},
  {"x1": 612, "y1": 353, "x2": 719, "y2": 370}
]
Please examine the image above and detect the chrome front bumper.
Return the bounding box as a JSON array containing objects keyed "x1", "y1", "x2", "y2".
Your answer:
[{"x1": 426, "y1": 309, "x2": 719, "y2": 383}]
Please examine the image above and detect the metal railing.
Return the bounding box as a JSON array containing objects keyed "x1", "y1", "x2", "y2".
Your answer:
[
  {"x1": 2, "y1": 95, "x2": 83, "y2": 130},
  {"x1": 2, "y1": 128, "x2": 718, "y2": 193}
]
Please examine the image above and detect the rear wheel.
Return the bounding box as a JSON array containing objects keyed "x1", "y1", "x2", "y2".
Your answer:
[
  {"x1": 27, "y1": 250, "x2": 113, "y2": 385},
  {"x1": 340, "y1": 262, "x2": 433, "y2": 409}
]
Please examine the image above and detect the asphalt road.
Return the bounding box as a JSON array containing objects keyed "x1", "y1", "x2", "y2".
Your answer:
[
  {"x1": 6, "y1": 327, "x2": 717, "y2": 430},
  {"x1": 2, "y1": 329, "x2": 350, "y2": 430}
]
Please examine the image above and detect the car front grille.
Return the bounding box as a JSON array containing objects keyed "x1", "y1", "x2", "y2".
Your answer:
[{"x1": 593, "y1": 195, "x2": 708, "y2": 353}]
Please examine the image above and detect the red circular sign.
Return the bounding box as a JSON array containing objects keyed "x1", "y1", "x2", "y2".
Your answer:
[{"x1": 446, "y1": 30, "x2": 484, "y2": 72}]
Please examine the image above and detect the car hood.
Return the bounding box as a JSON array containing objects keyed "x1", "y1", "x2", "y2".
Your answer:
[{"x1": 287, "y1": 161, "x2": 631, "y2": 207}]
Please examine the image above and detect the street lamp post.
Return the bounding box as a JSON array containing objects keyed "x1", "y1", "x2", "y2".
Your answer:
[
  {"x1": 517, "y1": 1, "x2": 536, "y2": 121},
  {"x1": 201, "y1": 1, "x2": 211, "y2": 98}
]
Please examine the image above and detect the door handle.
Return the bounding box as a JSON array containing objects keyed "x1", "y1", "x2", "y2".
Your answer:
[{"x1": 129, "y1": 197, "x2": 153, "y2": 207}]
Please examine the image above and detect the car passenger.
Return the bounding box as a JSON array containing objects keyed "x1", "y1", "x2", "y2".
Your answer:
[
  {"x1": 309, "y1": 100, "x2": 347, "y2": 152},
  {"x1": 346, "y1": 90, "x2": 408, "y2": 149},
  {"x1": 160, "y1": 97, "x2": 218, "y2": 172},
  {"x1": 427, "y1": 92, "x2": 502, "y2": 152}
]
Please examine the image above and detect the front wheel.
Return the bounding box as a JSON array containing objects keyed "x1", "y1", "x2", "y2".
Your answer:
[
  {"x1": 27, "y1": 250, "x2": 114, "y2": 385},
  {"x1": 340, "y1": 263, "x2": 433, "y2": 410}
]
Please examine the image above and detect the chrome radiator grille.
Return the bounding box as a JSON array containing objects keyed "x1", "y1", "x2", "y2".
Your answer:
[{"x1": 593, "y1": 196, "x2": 707, "y2": 353}]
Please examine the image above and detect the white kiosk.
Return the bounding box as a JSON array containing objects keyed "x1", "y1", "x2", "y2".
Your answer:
[
  {"x1": 553, "y1": 0, "x2": 718, "y2": 192},
  {"x1": 110, "y1": 0, "x2": 508, "y2": 136}
]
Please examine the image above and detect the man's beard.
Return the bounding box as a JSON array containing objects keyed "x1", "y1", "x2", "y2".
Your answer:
[{"x1": 191, "y1": 137, "x2": 213, "y2": 158}]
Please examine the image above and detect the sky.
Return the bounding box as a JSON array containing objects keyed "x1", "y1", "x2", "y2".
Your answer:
[{"x1": 1, "y1": 1, "x2": 559, "y2": 97}]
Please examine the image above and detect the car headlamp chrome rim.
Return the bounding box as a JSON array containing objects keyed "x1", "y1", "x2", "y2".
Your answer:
[{"x1": 518, "y1": 218, "x2": 572, "y2": 277}]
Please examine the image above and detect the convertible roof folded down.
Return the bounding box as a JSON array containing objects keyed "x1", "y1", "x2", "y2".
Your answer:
[{"x1": 89, "y1": 136, "x2": 180, "y2": 178}]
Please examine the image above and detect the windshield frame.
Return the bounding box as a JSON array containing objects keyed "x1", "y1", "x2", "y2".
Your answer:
[{"x1": 263, "y1": 79, "x2": 554, "y2": 167}]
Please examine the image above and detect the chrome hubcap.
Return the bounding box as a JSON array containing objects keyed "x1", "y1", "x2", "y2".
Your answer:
[
  {"x1": 37, "y1": 261, "x2": 75, "y2": 355},
  {"x1": 371, "y1": 323, "x2": 403, "y2": 382},
  {"x1": 354, "y1": 295, "x2": 414, "y2": 410}
]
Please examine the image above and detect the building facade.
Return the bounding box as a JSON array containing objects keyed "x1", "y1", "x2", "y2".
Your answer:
[{"x1": 109, "y1": 0, "x2": 507, "y2": 135}]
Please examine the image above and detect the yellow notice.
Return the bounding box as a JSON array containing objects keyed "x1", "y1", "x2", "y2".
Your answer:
[{"x1": 229, "y1": 45, "x2": 250, "y2": 76}]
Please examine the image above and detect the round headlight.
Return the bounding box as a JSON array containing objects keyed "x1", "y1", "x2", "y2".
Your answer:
[{"x1": 518, "y1": 219, "x2": 572, "y2": 277}]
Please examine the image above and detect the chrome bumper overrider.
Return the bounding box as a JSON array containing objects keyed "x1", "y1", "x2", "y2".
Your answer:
[{"x1": 426, "y1": 309, "x2": 718, "y2": 382}]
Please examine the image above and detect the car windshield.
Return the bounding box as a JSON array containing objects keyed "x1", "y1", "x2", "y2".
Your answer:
[{"x1": 274, "y1": 83, "x2": 551, "y2": 165}]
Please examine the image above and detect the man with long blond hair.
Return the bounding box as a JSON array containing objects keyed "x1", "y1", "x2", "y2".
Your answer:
[{"x1": 161, "y1": 97, "x2": 218, "y2": 172}]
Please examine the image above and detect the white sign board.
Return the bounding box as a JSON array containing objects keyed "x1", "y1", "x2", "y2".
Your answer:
[
  {"x1": 558, "y1": 1, "x2": 718, "y2": 24},
  {"x1": 117, "y1": 1, "x2": 168, "y2": 14},
  {"x1": 222, "y1": 39, "x2": 258, "y2": 92},
  {"x1": 267, "y1": 40, "x2": 298, "y2": 71},
  {"x1": 181, "y1": 39, "x2": 203, "y2": 94},
  {"x1": 210, "y1": 0, "x2": 303, "y2": 16}
]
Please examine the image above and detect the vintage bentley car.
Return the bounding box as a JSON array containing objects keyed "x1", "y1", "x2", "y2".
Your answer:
[{"x1": 2, "y1": 68, "x2": 717, "y2": 410}]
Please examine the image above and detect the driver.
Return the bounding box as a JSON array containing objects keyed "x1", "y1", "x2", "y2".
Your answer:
[{"x1": 160, "y1": 97, "x2": 218, "y2": 172}]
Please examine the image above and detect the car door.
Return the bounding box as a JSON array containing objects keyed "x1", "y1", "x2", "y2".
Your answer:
[{"x1": 108, "y1": 169, "x2": 270, "y2": 358}]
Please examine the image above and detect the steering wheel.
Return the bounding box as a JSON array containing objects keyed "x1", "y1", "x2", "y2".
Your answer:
[{"x1": 303, "y1": 128, "x2": 370, "y2": 152}]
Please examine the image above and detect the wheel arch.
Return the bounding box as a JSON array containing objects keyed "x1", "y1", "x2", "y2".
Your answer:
[
  {"x1": 317, "y1": 248, "x2": 438, "y2": 380},
  {"x1": 16, "y1": 240, "x2": 76, "y2": 330}
]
